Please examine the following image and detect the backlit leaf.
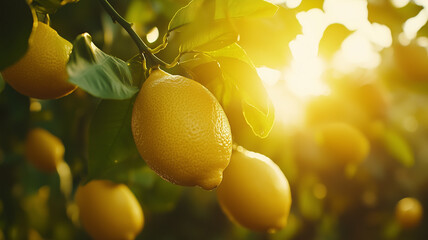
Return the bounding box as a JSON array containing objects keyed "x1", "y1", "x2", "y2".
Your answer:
[
  {"x1": 169, "y1": 0, "x2": 278, "y2": 31},
  {"x1": 167, "y1": 0, "x2": 278, "y2": 52},
  {"x1": 67, "y1": 33, "x2": 138, "y2": 100},
  {"x1": 180, "y1": 43, "x2": 275, "y2": 138}
]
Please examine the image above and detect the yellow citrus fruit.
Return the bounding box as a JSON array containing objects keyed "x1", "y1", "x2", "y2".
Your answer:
[
  {"x1": 305, "y1": 95, "x2": 349, "y2": 126},
  {"x1": 316, "y1": 122, "x2": 370, "y2": 164},
  {"x1": 1, "y1": 22, "x2": 76, "y2": 99},
  {"x1": 75, "y1": 180, "x2": 144, "y2": 240},
  {"x1": 395, "y1": 197, "x2": 423, "y2": 229},
  {"x1": 216, "y1": 147, "x2": 292, "y2": 232},
  {"x1": 131, "y1": 69, "x2": 232, "y2": 190},
  {"x1": 25, "y1": 128, "x2": 64, "y2": 172},
  {"x1": 28, "y1": 229, "x2": 43, "y2": 240}
]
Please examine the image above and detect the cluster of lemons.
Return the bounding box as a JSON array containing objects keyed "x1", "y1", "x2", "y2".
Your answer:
[
  {"x1": 2, "y1": 22, "x2": 293, "y2": 239},
  {"x1": 4, "y1": 20, "x2": 424, "y2": 239}
]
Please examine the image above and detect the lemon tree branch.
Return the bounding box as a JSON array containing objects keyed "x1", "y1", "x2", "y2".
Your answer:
[{"x1": 97, "y1": 0, "x2": 167, "y2": 67}]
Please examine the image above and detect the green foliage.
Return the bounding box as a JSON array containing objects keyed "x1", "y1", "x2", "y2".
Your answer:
[
  {"x1": 181, "y1": 43, "x2": 275, "y2": 138},
  {"x1": 382, "y1": 128, "x2": 414, "y2": 167},
  {"x1": 167, "y1": 0, "x2": 278, "y2": 52},
  {"x1": 31, "y1": 0, "x2": 79, "y2": 14},
  {"x1": 297, "y1": 175, "x2": 323, "y2": 221},
  {"x1": 0, "y1": 75, "x2": 4, "y2": 94},
  {"x1": 67, "y1": 33, "x2": 139, "y2": 100},
  {"x1": 87, "y1": 98, "x2": 143, "y2": 182},
  {"x1": 169, "y1": 0, "x2": 277, "y2": 30},
  {"x1": 7, "y1": 0, "x2": 428, "y2": 239},
  {"x1": 136, "y1": 169, "x2": 183, "y2": 213},
  {"x1": 0, "y1": 0, "x2": 34, "y2": 71}
]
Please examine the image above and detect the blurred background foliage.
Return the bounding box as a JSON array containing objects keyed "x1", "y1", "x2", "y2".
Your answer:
[{"x1": 2, "y1": 0, "x2": 428, "y2": 239}]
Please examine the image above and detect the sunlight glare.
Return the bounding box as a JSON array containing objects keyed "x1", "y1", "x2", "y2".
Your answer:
[
  {"x1": 265, "y1": 0, "x2": 286, "y2": 4},
  {"x1": 297, "y1": 9, "x2": 328, "y2": 37},
  {"x1": 285, "y1": 0, "x2": 302, "y2": 8},
  {"x1": 284, "y1": 56, "x2": 329, "y2": 98},
  {"x1": 257, "y1": 67, "x2": 282, "y2": 87},
  {"x1": 333, "y1": 32, "x2": 381, "y2": 71},
  {"x1": 416, "y1": 36, "x2": 428, "y2": 55},
  {"x1": 266, "y1": 85, "x2": 305, "y2": 127},
  {"x1": 367, "y1": 23, "x2": 392, "y2": 48},
  {"x1": 286, "y1": 9, "x2": 329, "y2": 99},
  {"x1": 391, "y1": 0, "x2": 410, "y2": 8},
  {"x1": 146, "y1": 27, "x2": 159, "y2": 43},
  {"x1": 402, "y1": 9, "x2": 428, "y2": 42},
  {"x1": 324, "y1": 0, "x2": 368, "y2": 30},
  {"x1": 414, "y1": 0, "x2": 428, "y2": 7}
]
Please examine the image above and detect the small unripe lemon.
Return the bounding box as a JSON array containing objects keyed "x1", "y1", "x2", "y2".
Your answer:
[
  {"x1": 131, "y1": 69, "x2": 232, "y2": 190},
  {"x1": 395, "y1": 197, "x2": 423, "y2": 229},
  {"x1": 1, "y1": 22, "x2": 76, "y2": 99},
  {"x1": 217, "y1": 147, "x2": 292, "y2": 232},
  {"x1": 25, "y1": 128, "x2": 64, "y2": 172},
  {"x1": 75, "y1": 180, "x2": 144, "y2": 240},
  {"x1": 316, "y1": 122, "x2": 370, "y2": 164}
]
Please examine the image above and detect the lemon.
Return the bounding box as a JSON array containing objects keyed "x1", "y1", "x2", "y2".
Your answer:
[
  {"x1": 1, "y1": 22, "x2": 76, "y2": 99},
  {"x1": 316, "y1": 122, "x2": 370, "y2": 164},
  {"x1": 75, "y1": 180, "x2": 144, "y2": 240},
  {"x1": 216, "y1": 147, "x2": 292, "y2": 232},
  {"x1": 395, "y1": 197, "x2": 423, "y2": 229},
  {"x1": 25, "y1": 128, "x2": 65, "y2": 172},
  {"x1": 131, "y1": 69, "x2": 232, "y2": 190}
]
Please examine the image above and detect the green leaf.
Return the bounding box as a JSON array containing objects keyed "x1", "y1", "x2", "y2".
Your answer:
[
  {"x1": 0, "y1": 0, "x2": 34, "y2": 71},
  {"x1": 242, "y1": 100, "x2": 275, "y2": 139},
  {"x1": 319, "y1": 23, "x2": 352, "y2": 59},
  {"x1": 31, "y1": 0, "x2": 79, "y2": 14},
  {"x1": 382, "y1": 129, "x2": 414, "y2": 167},
  {"x1": 67, "y1": 33, "x2": 138, "y2": 100},
  {"x1": 87, "y1": 98, "x2": 144, "y2": 181},
  {"x1": 127, "y1": 54, "x2": 147, "y2": 87},
  {"x1": 127, "y1": 166, "x2": 182, "y2": 213},
  {"x1": 211, "y1": 44, "x2": 274, "y2": 138},
  {"x1": 128, "y1": 166, "x2": 156, "y2": 189},
  {"x1": 169, "y1": 0, "x2": 278, "y2": 31},
  {"x1": 138, "y1": 173, "x2": 183, "y2": 213},
  {"x1": 0, "y1": 74, "x2": 4, "y2": 94},
  {"x1": 181, "y1": 56, "x2": 233, "y2": 105},
  {"x1": 181, "y1": 43, "x2": 275, "y2": 138},
  {"x1": 167, "y1": 0, "x2": 278, "y2": 52},
  {"x1": 178, "y1": 21, "x2": 238, "y2": 52}
]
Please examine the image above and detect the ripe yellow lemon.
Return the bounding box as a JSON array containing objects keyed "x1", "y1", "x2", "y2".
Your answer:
[
  {"x1": 75, "y1": 180, "x2": 144, "y2": 240},
  {"x1": 395, "y1": 197, "x2": 423, "y2": 229},
  {"x1": 316, "y1": 122, "x2": 370, "y2": 164},
  {"x1": 25, "y1": 128, "x2": 64, "y2": 172},
  {"x1": 131, "y1": 69, "x2": 232, "y2": 190},
  {"x1": 216, "y1": 147, "x2": 292, "y2": 232},
  {"x1": 1, "y1": 22, "x2": 76, "y2": 99}
]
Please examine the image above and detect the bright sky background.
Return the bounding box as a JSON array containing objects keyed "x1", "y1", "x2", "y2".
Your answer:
[{"x1": 256, "y1": 0, "x2": 428, "y2": 126}]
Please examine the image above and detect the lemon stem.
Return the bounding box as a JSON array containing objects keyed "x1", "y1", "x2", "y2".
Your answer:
[{"x1": 97, "y1": 0, "x2": 167, "y2": 68}]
